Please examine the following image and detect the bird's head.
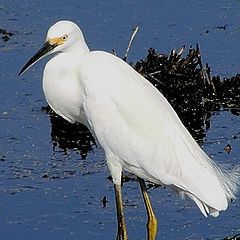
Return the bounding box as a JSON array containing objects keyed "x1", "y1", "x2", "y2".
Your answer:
[{"x1": 18, "y1": 20, "x2": 87, "y2": 76}]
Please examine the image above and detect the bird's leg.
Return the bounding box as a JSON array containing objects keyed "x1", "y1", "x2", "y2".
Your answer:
[
  {"x1": 138, "y1": 177, "x2": 158, "y2": 240},
  {"x1": 114, "y1": 184, "x2": 128, "y2": 240}
]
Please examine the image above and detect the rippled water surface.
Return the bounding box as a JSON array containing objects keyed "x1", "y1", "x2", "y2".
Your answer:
[{"x1": 1, "y1": 1, "x2": 240, "y2": 239}]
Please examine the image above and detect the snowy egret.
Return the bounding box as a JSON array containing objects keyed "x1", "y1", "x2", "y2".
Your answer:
[{"x1": 19, "y1": 21, "x2": 239, "y2": 240}]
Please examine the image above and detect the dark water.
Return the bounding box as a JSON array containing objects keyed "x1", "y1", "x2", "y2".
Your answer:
[{"x1": 1, "y1": 1, "x2": 240, "y2": 239}]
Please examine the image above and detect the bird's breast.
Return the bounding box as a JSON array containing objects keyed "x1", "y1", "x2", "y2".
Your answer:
[{"x1": 42, "y1": 58, "x2": 87, "y2": 124}]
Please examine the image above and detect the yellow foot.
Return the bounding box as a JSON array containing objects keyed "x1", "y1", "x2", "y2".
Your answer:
[
  {"x1": 147, "y1": 215, "x2": 158, "y2": 240},
  {"x1": 116, "y1": 230, "x2": 128, "y2": 240}
]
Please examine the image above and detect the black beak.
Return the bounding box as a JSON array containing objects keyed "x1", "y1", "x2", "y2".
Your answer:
[{"x1": 18, "y1": 41, "x2": 57, "y2": 76}]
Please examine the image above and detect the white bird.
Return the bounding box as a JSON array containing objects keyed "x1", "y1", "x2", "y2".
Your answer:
[{"x1": 19, "y1": 21, "x2": 239, "y2": 240}]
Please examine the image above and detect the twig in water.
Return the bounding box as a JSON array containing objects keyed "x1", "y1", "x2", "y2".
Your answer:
[
  {"x1": 123, "y1": 24, "x2": 139, "y2": 62},
  {"x1": 196, "y1": 43, "x2": 216, "y2": 94}
]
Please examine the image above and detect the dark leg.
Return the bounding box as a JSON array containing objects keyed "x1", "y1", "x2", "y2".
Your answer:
[
  {"x1": 114, "y1": 184, "x2": 128, "y2": 240},
  {"x1": 138, "y1": 177, "x2": 158, "y2": 240}
]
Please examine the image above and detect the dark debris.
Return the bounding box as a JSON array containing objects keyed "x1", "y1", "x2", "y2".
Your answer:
[
  {"x1": 101, "y1": 196, "x2": 107, "y2": 208},
  {"x1": 0, "y1": 28, "x2": 13, "y2": 42},
  {"x1": 224, "y1": 143, "x2": 232, "y2": 154},
  {"x1": 223, "y1": 234, "x2": 240, "y2": 240},
  {"x1": 214, "y1": 74, "x2": 240, "y2": 115}
]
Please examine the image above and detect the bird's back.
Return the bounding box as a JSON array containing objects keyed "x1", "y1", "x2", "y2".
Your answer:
[{"x1": 80, "y1": 50, "x2": 239, "y2": 217}]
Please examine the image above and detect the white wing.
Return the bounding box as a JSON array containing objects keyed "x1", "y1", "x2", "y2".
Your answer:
[{"x1": 81, "y1": 51, "x2": 239, "y2": 217}]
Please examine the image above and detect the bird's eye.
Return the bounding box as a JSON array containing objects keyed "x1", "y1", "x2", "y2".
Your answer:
[{"x1": 62, "y1": 35, "x2": 68, "y2": 41}]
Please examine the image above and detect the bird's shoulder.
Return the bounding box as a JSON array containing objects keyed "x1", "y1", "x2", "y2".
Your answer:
[{"x1": 82, "y1": 50, "x2": 137, "y2": 79}]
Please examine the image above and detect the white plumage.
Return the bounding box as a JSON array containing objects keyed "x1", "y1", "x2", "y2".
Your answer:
[{"x1": 19, "y1": 21, "x2": 239, "y2": 221}]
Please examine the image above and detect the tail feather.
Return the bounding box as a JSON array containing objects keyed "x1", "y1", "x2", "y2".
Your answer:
[
  {"x1": 185, "y1": 192, "x2": 208, "y2": 217},
  {"x1": 213, "y1": 164, "x2": 240, "y2": 201},
  {"x1": 186, "y1": 191, "x2": 221, "y2": 217},
  {"x1": 179, "y1": 125, "x2": 240, "y2": 215},
  {"x1": 181, "y1": 163, "x2": 240, "y2": 217}
]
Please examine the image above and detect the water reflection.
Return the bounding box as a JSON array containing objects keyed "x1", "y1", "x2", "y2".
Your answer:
[{"x1": 42, "y1": 106, "x2": 96, "y2": 159}]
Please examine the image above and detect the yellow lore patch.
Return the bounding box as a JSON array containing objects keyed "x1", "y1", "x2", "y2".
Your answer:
[{"x1": 48, "y1": 37, "x2": 65, "y2": 46}]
